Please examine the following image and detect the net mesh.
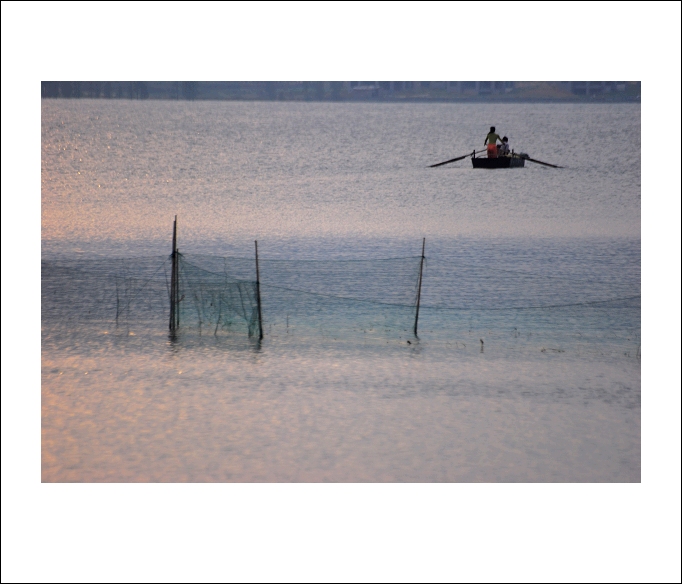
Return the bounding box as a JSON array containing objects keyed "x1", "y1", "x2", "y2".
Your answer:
[
  {"x1": 177, "y1": 255, "x2": 260, "y2": 337},
  {"x1": 42, "y1": 251, "x2": 639, "y2": 349},
  {"x1": 41, "y1": 253, "x2": 423, "y2": 340}
]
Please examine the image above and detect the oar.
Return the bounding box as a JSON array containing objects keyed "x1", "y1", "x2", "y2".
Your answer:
[
  {"x1": 429, "y1": 149, "x2": 485, "y2": 168},
  {"x1": 515, "y1": 154, "x2": 562, "y2": 168}
]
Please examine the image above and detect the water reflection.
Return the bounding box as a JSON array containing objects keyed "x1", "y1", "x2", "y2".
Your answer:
[{"x1": 42, "y1": 330, "x2": 640, "y2": 482}]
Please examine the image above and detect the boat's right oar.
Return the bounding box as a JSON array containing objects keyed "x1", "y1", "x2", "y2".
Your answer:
[
  {"x1": 429, "y1": 149, "x2": 485, "y2": 168},
  {"x1": 520, "y1": 155, "x2": 563, "y2": 169}
]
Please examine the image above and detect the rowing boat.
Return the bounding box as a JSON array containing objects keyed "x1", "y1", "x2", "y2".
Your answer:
[{"x1": 472, "y1": 154, "x2": 525, "y2": 169}]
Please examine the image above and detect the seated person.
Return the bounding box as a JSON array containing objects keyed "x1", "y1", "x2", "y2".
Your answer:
[{"x1": 497, "y1": 136, "x2": 510, "y2": 156}]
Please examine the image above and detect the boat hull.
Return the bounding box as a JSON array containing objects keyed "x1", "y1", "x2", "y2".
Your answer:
[{"x1": 472, "y1": 156, "x2": 525, "y2": 169}]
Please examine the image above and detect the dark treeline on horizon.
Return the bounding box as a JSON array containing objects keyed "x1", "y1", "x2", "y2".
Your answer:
[
  {"x1": 41, "y1": 81, "x2": 197, "y2": 100},
  {"x1": 41, "y1": 81, "x2": 641, "y2": 102}
]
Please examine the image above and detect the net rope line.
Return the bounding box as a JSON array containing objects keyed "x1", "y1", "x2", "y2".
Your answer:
[
  {"x1": 420, "y1": 256, "x2": 641, "y2": 286},
  {"x1": 181, "y1": 252, "x2": 639, "y2": 290},
  {"x1": 184, "y1": 253, "x2": 423, "y2": 264},
  {"x1": 176, "y1": 255, "x2": 638, "y2": 312},
  {"x1": 178, "y1": 256, "x2": 417, "y2": 308},
  {"x1": 175, "y1": 255, "x2": 252, "y2": 283},
  {"x1": 422, "y1": 294, "x2": 641, "y2": 312},
  {"x1": 261, "y1": 283, "x2": 418, "y2": 308},
  {"x1": 43, "y1": 254, "x2": 641, "y2": 317},
  {"x1": 173, "y1": 255, "x2": 637, "y2": 312},
  {"x1": 41, "y1": 251, "x2": 639, "y2": 274}
]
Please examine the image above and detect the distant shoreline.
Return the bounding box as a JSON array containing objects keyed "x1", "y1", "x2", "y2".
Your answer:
[
  {"x1": 41, "y1": 81, "x2": 642, "y2": 104},
  {"x1": 41, "y1": 97, "x2": 641, "y2": 104}
]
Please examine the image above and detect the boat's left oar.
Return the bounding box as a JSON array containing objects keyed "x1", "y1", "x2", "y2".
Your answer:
[{"x1": 429, "y1": 149, "x2": 485, "y2": 168}]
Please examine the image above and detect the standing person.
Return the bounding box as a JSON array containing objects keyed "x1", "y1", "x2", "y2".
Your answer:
[{"x1": 484, "y1": 126, "x2": 502, "y2": 158}]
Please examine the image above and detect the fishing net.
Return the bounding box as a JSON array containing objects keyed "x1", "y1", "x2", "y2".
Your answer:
[
  {"x1": 41, "y1": 253, "x2": 424, "y2": 340},
  {"x1": 414, "y1": 256, "x2": 640, "y2": 353},
  {"x1": 176, "y1": 254, "x2": 260, "y2": 337},
  {"x1": 42, "y1": 250, "x2": 639, "y2": 351},
  {"x1": 41, "y1": 256, "x2": 171, "y2": 331},
  {"x1": 264, "y1": 258, "x2": 422, "y2": 340}
]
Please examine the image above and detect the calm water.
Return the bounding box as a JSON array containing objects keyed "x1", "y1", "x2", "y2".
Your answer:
[{"x1": 41, "y1": 100, "x2": 640, "y2": 482}]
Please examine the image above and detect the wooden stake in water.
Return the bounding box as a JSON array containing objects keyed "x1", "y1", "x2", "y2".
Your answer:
[
  {"x1": 174, "y1": 235, "x2": 179, "y2": 329},
  {"x1": 169, "y1": 215, "x2": 178, "y2": 332},
  {"x1": 414, "y1": 238, "x2": 426, "y2": 338},
  {"x1": 255, "y1": 240, "x2": 264, "y2": 340}
]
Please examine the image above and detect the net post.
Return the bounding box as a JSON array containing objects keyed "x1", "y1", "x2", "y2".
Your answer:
[
  {"x1": 169, "y1": 215, "x2": 177, "y2": 332},
  {"x1": 414, "y1": 237, "x2": 426, "y2": 337},
  {"x1": 255, "y1": 240, "x2": 264, "y2": 340},
  {"x1": 174, "y1": 225, "x2": 179, "y2": 330}
]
